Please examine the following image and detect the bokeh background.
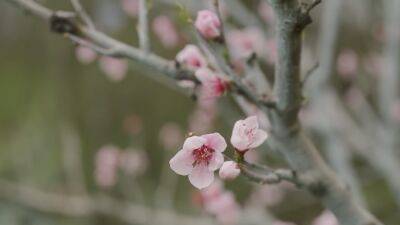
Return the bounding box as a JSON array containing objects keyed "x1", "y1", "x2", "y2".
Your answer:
[{"x1": 0, "y1": 0, "x2": 399, "y2": 225}]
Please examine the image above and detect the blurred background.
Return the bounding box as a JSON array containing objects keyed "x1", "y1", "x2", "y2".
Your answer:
[{"x1": 0, "y1": 0, "x2": 399, "y2": 225}]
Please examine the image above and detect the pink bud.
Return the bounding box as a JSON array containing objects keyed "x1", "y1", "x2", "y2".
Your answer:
[
  {"x1": 219, "y1": 161, "x2": 240, "y2": 180},
  {"x1": 99, "y1": 56, "x2": 128, "y2": 82},
  {"x1": 176, "y1": 44, "x2": 207, "y2": 70},
  {"x1": 121, "y1": 0, "x2": 139, "y2": 17},
  {"x1": 337, "y1": 49, "x2": 359, "y2": 79},
  {"x1": 152, "y1": 15, "x2": 180, "y2": 48},
  {"x1": 230, "y1": 116, "x2": 268, "y2": 152},
  {"x1": 194, "y1": 10, "x2": 221, "y2": 39},
  {"x1": 75, "y1": 46, "x2": 97, "y2": 64}
]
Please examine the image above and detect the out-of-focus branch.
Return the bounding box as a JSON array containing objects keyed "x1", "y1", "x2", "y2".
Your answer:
[
  {"x1": 138, "y1": 0, "x2": 150, "y2": 52},
  {"x1": 0, "y1": 179, "x2": 214, "y2": 225},
  {"x1": 60, "y1": 123, "x2": 87, "y2": 194},
  {"x1": 69, "y1": 0, "x2": 95, "y2": 29}
]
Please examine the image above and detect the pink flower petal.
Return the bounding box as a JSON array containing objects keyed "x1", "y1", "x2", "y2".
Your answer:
[
  {"x1": 169, "y1": 149, "x2": 194, "y2": 175},
  {"x1": 208, "y1": 152, "x2": 224, "y2": 171},
  {"x1": 244, "y1": 116, "x2": 259, "y2": 130},
  {"x1": 182, "y1": 136, "x2": 206, "y2": 151},
  {"x1": 202, "y1": 133, "x2": 227, "y2": 152},
  {"x1": 189, "y1": 164, "x2": 215, "y2": 189},
  {"x1": 248, "y1": 129, "x2": 268, "y2": 149}
]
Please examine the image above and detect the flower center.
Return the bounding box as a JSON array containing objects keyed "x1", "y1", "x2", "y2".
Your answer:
[{"x1": 192, "y1": 145, "x2": 215, "y2": 166}]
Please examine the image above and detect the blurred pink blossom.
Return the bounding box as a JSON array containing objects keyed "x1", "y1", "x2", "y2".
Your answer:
[
  {"x1": 195, "y1": 68, "x2": 229, "y2": 99},
  {"x1": 195, "y1": 10, "x2": 221, "y2": 39},
  {"x1": 219, "y1": 161, "x2": 240, "y2": 180},
  {"x1": 118, "y1": 150, "x2": 148, "y2": 176},
  {"x1": 231, "y1": 116, "x2": 268, "y2": 152},
  {"x1": 188, "y1": 103, "x2": 217, "y2": 133},
  {"x1": 363, "y1": 53, "x2": 383, "y2": 77},
  {"x1": 121, "y1": 0, "x2": 139, "y2": 17},
  {"x1": 95, "y1": 145, "x2": 120, "y2": 188},
  {"x1": 205, "y1": 191, "x2": 240, "y2": 225},
  {"x1": 99, "y1": 56, "x2": 128, "y2": 82},
  {"x1": 123, "y1": 114, "x2": 143, "y2": 135},
  {"x1": 248, "y1": 184, "x2": 286, "y2": 207},
  {"x1": 336, "y1": 49, "x2": 359, "y2": 79},
  {"x1": 258, "y1": 1, "x2": 275, "y2": 25},
  {"x1": 75, "y1": 46, "x2": 97, "y2": 64},
  {"x1": 312, "y1": 210, "x2": 339, "y2": 225},
  {"x1": 176, "y1": 44, "x2": 207, "y2": 70},
  {"x1": 152, "y1": 15, "x2": 180, "y2": 48},
  {"x1": 169, "y1": 133, "x2": 227, "y2": 189},
  {"x1": 159, "y1": 122, "x2": 184, "y2": 149},
  {"x1": 227, "y1": 27, "x2": 265, "y2": 59}
]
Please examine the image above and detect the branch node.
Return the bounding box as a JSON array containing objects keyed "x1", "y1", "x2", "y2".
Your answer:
[{"x1": 50, "y1": 11, "x2": 79, "y2": 34}]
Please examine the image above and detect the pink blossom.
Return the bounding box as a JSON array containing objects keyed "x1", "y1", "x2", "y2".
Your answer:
[
  {"x1": 118, "y1": 150, "x2": 148, "y2": 176},
  {"x1": 188, "y1": 103, "x2": 217, "y2": 133},
  {"x1": 312, "y1": 210, "x2": 339, "y2": 225},
  {"x1": 121, "y1": 0, "x2": 139, "y2": 17},
  {"x1": 248, "y1": 184, "x2": 286, "y2": 207},
  {"x1": 99, "y1": 56, "x2": 128, "y2": 82},
  {"x1": 227, "y1": 27, "x2": 265, "y2": 59},
  {"x1": 75, "y1": 46, "x2": 97, "y2": 64},
  {"x1": 219, "y1": 161, "x2": 240, "y2": 180},
  {"x1": 230, "y1": 116, "x2": 268, "y2": 152},
  {"x1": 159, "y1": 122, "x2": 184, "y2": 149},
  {"x1": 243, "y1": 150, "x2": 259, "y2": 164},
  {"x1": 169, "y1": 133, "x2": 227, "y2": 189},
  {"x1": 337, "y1": 49, "x2": 359, "y2": 79},
  {"x1": 176, "y1": 45, "x2": 207, "y2": 70},
  {"x1": 258, "y1": 1, "x2": 275, "y2": 25},
  {"x1": 152, "y1": 15, "x2": 180, "y2": 48},
  {"x1": 194, "y1": 10, "x2": 221, "y2": 39},
  {"x1": 195, "y1": 68, "x2": 229, "y2": 99},
  {"x1": 95, "y1": 145, "x2": 120, "y2": 188}
]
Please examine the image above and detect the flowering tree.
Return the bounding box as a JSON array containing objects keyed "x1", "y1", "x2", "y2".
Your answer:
[{"x1": 2, "y1": 0, "x2": 400, "y2": 225}]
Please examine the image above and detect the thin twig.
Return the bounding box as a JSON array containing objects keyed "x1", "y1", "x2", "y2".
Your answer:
[
  {"x1": 138, "y1": 0, "x2": 150, "y2": 52},
  {"x1": 69, "y1": 0, "x2": 95, "y2": 29}
]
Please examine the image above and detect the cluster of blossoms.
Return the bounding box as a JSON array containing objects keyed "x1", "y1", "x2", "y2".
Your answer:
[
  {"x1": 95, "y1": 145, "x2": 148, "y2": 188},
  {"x1": 169, "y1": 116, "x2": 268, "y2": 189}
]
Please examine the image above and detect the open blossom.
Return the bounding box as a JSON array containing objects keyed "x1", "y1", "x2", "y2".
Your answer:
[
  {"x1": 176, "y1": 45, "x2": 207, "y2": 70},
  {"x1": 195, "y1": 10, "x2": 221, "y2": 39},
  {"x1": 230, "y1": 116, "x2": 268, "y2": 151},
  {"x1": 121, "y1": 0, "x2": 139, "y2": 17},
  {"x1": 312, "y1": 210, "x2": 339, "y2": 225},
  {"x1": 169, "y1": 133, "x2": 227, "y2": 189},
  {"x1": 99, "y1": 56, "x2": 128, "y2": 82},
  {"x1": 219, "y1": 161, "x2": 240, "y2": 180},
  {"x1": 95, "y1": 145, "x2": 120, "y2": 188},
  {"x1": 195, "y1": 68, "x2": 229, "y2": 99},
  {"x1": 75, "y1": 46, "x2": 97, "y2": 64},
  {"x1": 152, "y1": 15, "x2": 180, "y2": 48}
]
